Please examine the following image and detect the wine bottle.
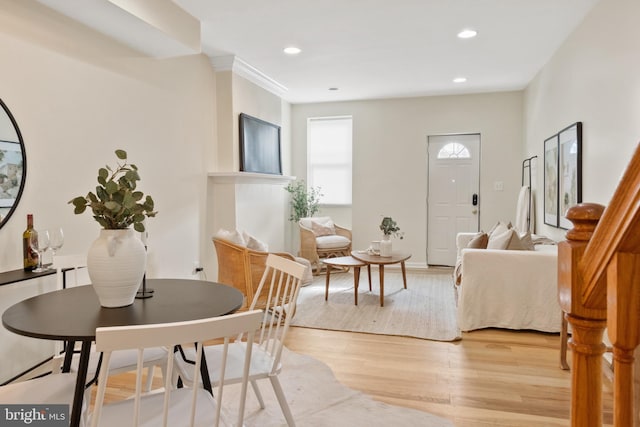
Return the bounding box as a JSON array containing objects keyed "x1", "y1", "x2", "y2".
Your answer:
[{"x1": 23, "y1": 214, "x2": 38, "y2": 271}]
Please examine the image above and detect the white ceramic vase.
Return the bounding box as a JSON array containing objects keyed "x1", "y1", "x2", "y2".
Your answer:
[
  {"x1": 380, "y1": 235, "x2": 392, "y2": 257},
  {"x1": 87, "y1": 228, "x2": 146, "y2": 308}
]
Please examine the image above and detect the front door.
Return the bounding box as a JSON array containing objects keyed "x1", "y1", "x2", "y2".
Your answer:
[{"x1": 427, "y1": 134, "x2": 480, "y2": 266}]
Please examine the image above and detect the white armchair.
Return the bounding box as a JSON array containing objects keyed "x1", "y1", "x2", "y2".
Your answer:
[
  {"x1": 299, "y1": 216, "x2": 352, "y2": 275},
  {"x1": 456, "y1": 232, "x2": 561, "y2": 333}
]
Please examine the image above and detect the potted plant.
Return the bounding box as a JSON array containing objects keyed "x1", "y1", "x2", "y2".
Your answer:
[
  {"x1": 69, "y1": 149, "x2": 157, "y2": 307},
  {"x1": 284, "y1": 180, "x2": 322, "y2": 222},
  {"x1": 379, "y1": 216, "x2": 403, "y2": 256}
]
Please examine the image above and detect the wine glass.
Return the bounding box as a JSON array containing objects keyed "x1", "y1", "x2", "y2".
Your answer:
[
  {"x1": 49, "y1": 227, "x2": 64, "y2": 258},
  {"x1": 30, "y1": 229, "x2": 50, "y2": 273}
]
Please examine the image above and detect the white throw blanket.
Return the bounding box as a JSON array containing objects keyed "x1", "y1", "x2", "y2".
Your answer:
[{"x1": 514, "y1": 185, "x2": 532, "y2": 232}]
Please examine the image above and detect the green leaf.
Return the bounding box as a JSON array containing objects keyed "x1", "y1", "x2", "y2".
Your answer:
[
  {"x1": 73, "y1": 205, "x2": 86, "y2": 215},
  {"x1": 133, "y1": 222, "x2": 145, "y2": 232},
  {"x1": 105, "y1": 181, "x2": 118, "y2": 194},
  {"x1": 122, "y1": 193, "x2": 135, "y2": 208},
  {"x1": 125, "y1": 170, "x2": 140, "y2": 182},
  {"x1": 70, "y1": 197, "x2": 86, "y2": 207},
  {"x1": 95, "y1": 217, "x2": 109, "y2": 228},
  {"x1": 144, "y1": 196, "x2": 154, "y2": 210},
  {"x1": 115, "y1": 149, "x2": 127, "y2": 160},
  {"x1": 104, "y1": 201, "x2": 121, "y2": 212}
]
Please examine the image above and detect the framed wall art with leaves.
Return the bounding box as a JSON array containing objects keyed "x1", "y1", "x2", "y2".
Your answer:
[{"x1": 544, "y1": 134, "x2": 559, "y2": 227}]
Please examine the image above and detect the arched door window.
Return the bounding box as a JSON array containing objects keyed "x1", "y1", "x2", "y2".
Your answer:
[{"x1": 437, "y1": 142, "x2": 470, "y2": 159}]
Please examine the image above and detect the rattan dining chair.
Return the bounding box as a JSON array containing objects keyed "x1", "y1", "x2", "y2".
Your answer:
[
  {"x1": 174, "y1": 254, "x2": 307, "y2": 427},
  {"x1": 89, "y1": 310, "x2": 263, "y2": 427}
]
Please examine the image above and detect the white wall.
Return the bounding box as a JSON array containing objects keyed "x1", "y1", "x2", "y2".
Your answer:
[
  {"x1": 0, "y1": 2, "x2": 216, "y2": 278},
  {"x1": 292, "y1": 92, "x2": 523, "y2": 267},
  {"x1": 205, "y1": 72, "x2": 293, "y2": 279},
  {"x1": 524, "y1": 0, "x2": 640, "y2": 241}
]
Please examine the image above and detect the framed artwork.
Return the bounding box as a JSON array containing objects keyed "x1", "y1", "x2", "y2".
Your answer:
[
  {"x1": 544, "y1": 134, "x2": 559, "y2": 227},
  {"x1": 558, "y1": 122, "x2": 582, "y2": 229}
]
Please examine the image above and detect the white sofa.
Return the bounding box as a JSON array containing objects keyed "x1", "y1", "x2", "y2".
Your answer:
[{"x1": 455, "y1": 232, "x2": 561, "y2": 333}]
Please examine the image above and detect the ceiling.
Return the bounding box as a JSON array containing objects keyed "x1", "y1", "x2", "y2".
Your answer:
[{"x1": 35, "y1": 0, "x2": 600, "y2": 104}]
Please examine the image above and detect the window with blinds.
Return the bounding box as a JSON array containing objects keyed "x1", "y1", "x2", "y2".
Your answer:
[{"x1": 307, "y1": 116, "x2": 353, "y2": 205}]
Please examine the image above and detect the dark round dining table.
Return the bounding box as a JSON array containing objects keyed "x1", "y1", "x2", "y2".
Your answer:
[{"x1": 2, "y1": 278, "x2": 244, "y2": 427}]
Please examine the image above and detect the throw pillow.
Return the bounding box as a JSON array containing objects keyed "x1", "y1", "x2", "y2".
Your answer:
[
  {"x1": 518, "y1": 231, "x2": 535, "y2": 251},
  {"x1": 487, "y1": 228, "x2": 516, "y2": 250},
  {"x1": 243, "y1": 231, "x2": 269, "y2": 252},
  {"x1": 487, "y1": 221, "x2": 512, "y2": 239},
  {"x1": 214, "y1": 228, "x2": 246, "y2": 247},
  {"x1": 488, "y1": 229, "x2": 533, "y2": 250},
  {"x1": 311, "y1": 219, "x2": 336, "y2": 237},
  {"x1": 466, "y1": 232, "x2": 488, "y2": 249}
]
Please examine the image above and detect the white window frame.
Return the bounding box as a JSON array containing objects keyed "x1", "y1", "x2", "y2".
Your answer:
[{"x1": 307, "y1": 116, "x2": 353, "y2": 206}]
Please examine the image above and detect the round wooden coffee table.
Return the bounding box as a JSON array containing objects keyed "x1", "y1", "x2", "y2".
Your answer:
[
  {"x1": 351, "y1": 251, "x2": 411, "y2": 307},
  {"x1": 323, "y1": 256, "x2": 372, "y2": 305}
]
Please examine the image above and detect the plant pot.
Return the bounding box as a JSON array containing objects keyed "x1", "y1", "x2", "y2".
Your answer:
[
  {"x1": 87, "y1": 228, "x2": 146, "y2": 308},
  {"x1": 380, "y1": 235, "x2": 392, "y2": 257}
]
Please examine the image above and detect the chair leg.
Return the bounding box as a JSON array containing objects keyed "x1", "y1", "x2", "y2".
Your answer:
[
  {"x1": 144, "y1": 366, "x2": 155, "y2": 391},
  {"x1": 251, "y1": 379, "x2": 266, "y2": 409},
  {"x1": 51, "y1": 354, "x2": 63, "y2": 375},
  {"x1": 270, "y1": 376, "x2": 296, "y2": 427}
]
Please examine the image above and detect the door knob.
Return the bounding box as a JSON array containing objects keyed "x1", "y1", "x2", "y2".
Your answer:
[{"x1": 472, "y1": 209, "x2": 478, "y2": 214}]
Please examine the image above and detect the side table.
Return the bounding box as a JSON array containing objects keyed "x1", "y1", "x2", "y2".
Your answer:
[
  {"x1": 322, "y1": 256, "x2": 371, "y2": 305},
  {"x1": 351, "y1": 251, "x2": 412, "y2": 307}
]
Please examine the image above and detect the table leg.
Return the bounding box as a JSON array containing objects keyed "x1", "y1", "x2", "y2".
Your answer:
[
  {"x1": 379, "y1": 265, "x2": 385, "y2": 307},
  {"x1": 354, "y1": 267, "x2": 360, "y2": 305},
  {"x1": 325, "y1": 265, "x2": 331, "y2": 301},
  {"x1": 199, "y1": 343, "x2": 213, "y2": 394},
  {"x1": 367, "y1": 265, "x2": 372, "y2": 291},
  {"x1": 62, "y1": 340, "x2": 75, "y2": 373},
  {"x1": 401, "y1": 261, "x2": 408, "y2": 289},
  {"x1": 70, "y1": 341, "x2": 92, "y2": 427}
]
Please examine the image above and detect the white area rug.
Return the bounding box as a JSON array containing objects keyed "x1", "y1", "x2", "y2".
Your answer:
[
  {"x1": 291, "y1": 270, "x2": 461, "y2": 341},
  {"x1": 222, "y1": 346, "x2": 453, "y2": 426}
]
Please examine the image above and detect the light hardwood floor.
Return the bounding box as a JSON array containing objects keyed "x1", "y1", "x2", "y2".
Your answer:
[
  {"x1": 283, "y1": 327, "x2": 614, "y2": 426},
  {"x1": 102, "y1": 326, "x2": 614, "y2": 426}
]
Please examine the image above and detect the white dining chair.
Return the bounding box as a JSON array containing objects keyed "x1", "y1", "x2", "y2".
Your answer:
[
  {"x1": 0, "y1": 373, "x2": 90, "y2": 425},
  {"x1": 51, "y1": 254, "x2": 168, "y2": 391},
  {"x1": 89, "y1": 310, "x2": 263, "y2": 427},
  {"x1": 175, "y1": 254, "x2": 307, "y2": 427}
]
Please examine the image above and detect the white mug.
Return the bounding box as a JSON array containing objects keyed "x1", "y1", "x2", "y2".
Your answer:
[{"x1": 371, "y1": 240, "x2": 380, "y2": 253}]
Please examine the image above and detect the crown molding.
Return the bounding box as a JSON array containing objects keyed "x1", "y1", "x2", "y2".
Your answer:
[{"x1": 210, "y1": 55, "x2": 288, "y2": 98}]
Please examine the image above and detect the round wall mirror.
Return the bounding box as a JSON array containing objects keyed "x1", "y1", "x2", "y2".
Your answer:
[{"x1": 0, "y1": 98, "x2": 26, "y2": 229}]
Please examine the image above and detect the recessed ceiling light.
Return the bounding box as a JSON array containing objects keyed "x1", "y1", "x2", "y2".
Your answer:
[
  {"x1": 283, "y1": 46, "x2": 301, "y2": 55},
  {"x1": 457, "y1": 29, "x2": 478, "y2": 39},
  {"x1": 453, "y1": 77, "x2": 467, "y2": 83}
]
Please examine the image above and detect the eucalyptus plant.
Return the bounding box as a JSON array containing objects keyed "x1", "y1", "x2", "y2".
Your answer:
[
  {"x1": 69, "y1": 149, "x2": 157, "y2": 232},
  {"x1": 284, "y1": 180, "x2": 322, "y2": 222},
  {"x1": 380, "y1": 216, "x2": 404, "y2": 239}
]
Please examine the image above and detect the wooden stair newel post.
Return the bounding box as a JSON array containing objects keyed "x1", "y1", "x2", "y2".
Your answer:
[{"x1": 558, "y1": 203, "x2": 608, "y2": 427}]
